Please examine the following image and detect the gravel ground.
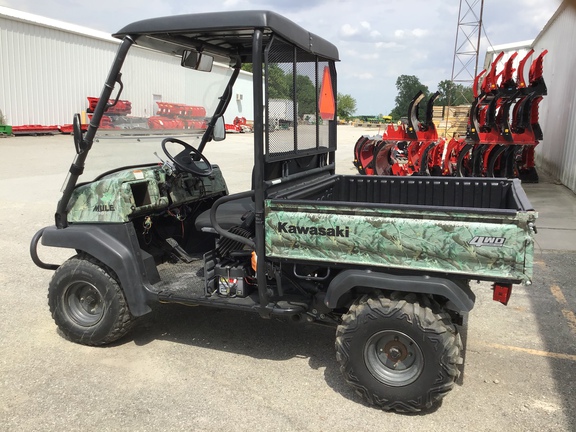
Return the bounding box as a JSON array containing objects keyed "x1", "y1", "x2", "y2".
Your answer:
[{"x1": 1, "y1": 126, "x2": 575, "y2": 431}]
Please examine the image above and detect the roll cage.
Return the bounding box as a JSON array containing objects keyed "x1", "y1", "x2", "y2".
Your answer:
[{"x1": 54, "y1": 10, "x2": 339, "y2": 314}]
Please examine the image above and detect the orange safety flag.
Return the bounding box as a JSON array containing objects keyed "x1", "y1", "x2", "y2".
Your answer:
[{"x1": 319, "y1": 66, "x2": 336, "y2": 121}]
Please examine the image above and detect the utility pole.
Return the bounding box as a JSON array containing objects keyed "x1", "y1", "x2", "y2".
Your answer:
[
  {"x1": 442, "y1": 0, "x2": 484, "y2": 138},
  {"x1": 450, "y1": 0, "x2": 485, "y2": 100}
]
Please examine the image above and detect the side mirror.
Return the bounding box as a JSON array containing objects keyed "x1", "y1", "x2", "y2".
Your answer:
[
  {"x1": 213, "y1": 117, "x2": 226, "y2": 141},
  {"x1": 181, "y1": 50, "x2": 214, "y2": 72},
  {"x1": 72, "y1": 113, "x2": 86, "y2": 154}
]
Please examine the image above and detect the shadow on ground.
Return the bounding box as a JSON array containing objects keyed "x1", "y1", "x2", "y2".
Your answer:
[
  {"x1": 529, "y1": 250, "x2": 576, "y2": 428},
  {"x1": 126, "y1": 303, "x2": 363, "y2": 404},
  {"x1": 116, "y1": 298, "x2": 451, "y2": 414}
]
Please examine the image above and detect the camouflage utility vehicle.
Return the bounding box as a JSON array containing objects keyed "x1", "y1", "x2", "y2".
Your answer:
[{"x1": 31, "y1": 11, "x2": 537, "y2": 412}]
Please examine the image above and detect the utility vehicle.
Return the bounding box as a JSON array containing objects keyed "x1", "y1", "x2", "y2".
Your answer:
[{"x1": 31, "y1": 11, "x2": 537, "y2": 412}]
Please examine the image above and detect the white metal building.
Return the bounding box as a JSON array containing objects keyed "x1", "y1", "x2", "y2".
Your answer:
[
  {"x1": 484, "y1": 1, "x2": 576, "y2": 193},
  {"x1": 532, "y1": 2, "x2": 576, "y2": 194},
  {"x1": 0, "y1": 6, "x2": 253, "y2": 127}
]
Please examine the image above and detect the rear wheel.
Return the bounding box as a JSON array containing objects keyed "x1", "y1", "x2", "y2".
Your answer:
[
  {"x1": 335, "y1": 292, "x2": 462, "y2": 412},
  {"x1": 48, "y1": 255, "x2": 134, "y2": 346}
]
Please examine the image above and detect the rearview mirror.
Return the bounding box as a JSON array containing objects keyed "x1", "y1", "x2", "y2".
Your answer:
[
  {"x1": 72, "y1": 113, "x2": 86, "y2": 154},
  {"x1": 181, "y1": 50, "x2": 214, "y2": 72},
  {"x1": 213, "y1": 117, "x2": 226, "y2": 141}
]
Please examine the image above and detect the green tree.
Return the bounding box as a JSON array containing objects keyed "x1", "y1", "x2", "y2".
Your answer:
[
  {"x1": 436, "y1": 80, "x2": 474, "y2": 106},
  {"x1": 337, "y1": 93, "x2": 357, "y2": 119},
  {"x1": 268, "y1": 64, "x2": 290, "y2": 99},
  {"x1": 390, "y1": 75, "x2": 429, "y2": 120},
  {"x1": 242, "y1": 63, "x2": 291, "y2": 99},
  {"x1": 286, "y1": 73, "x2": 316, "y2": 117}
]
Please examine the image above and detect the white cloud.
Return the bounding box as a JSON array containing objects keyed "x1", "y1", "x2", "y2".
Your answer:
[
  {"x1": 340, "y1": 23, "x2": 358, "y2": 37},
  {"x1": 339, "y1": 20, "x2": 382, "y2": 41},
  {"x1": 395, "y1": 28, "x2": 428, "y2": 39},
  {"x1": 344, "y1": 49, "x2": 358, "y2": 56},
  {"x1": 375, "y1": 41, "x2": 402, "y2": 49},
  {"x1": 352, "y1": 72, "x2": 374, "y2": 80},
  {"x1": 360, "y1": 53, "x2": 379, "y2": 60},
  {"x1": 411, "y1": 28, "x2": 428, "y2": 37}
]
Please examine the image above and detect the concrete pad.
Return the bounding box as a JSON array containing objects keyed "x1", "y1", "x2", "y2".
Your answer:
[
  {"x1": 1, "y1": 127, "x2": 575, "y2": 431},
  {"x1": 522, "y1": 172, "x2": 576, "y2": 251}
]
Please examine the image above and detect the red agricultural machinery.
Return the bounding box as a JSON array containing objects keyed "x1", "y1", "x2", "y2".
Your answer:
[
  {"x1": 85, "y1": 98, "x2": 251, "y2": 133},
  {"x1": 148, "y1": 102, "x2": 207, "y2": 130},
  {"x1": 85, "y1": 98, "x2": 208, "y2": 131},
  {"x1": 353, "y1": 49, "x2": 548, "y2": 181}
]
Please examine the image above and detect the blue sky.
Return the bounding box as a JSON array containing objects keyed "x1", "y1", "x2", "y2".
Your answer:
[{"x1": 0, "y1": 0, "x2": 561, "y2": 114}]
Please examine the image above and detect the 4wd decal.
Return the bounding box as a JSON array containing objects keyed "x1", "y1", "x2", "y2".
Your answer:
[
  {"x1": 469, "y1": 236, "x2": 506, "y2": 247},
  {"x1": 277, "y1": 222, "x2": 350, "y2": 238}
]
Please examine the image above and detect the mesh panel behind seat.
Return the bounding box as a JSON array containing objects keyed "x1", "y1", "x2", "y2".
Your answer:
[{"x1": 264, "y1": 36, "x2": 334, "y2": 163}]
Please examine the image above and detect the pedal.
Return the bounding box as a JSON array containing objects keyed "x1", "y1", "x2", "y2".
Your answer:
[{"x1": 166, "y1": 237, "x2": 195, "y2": 263}]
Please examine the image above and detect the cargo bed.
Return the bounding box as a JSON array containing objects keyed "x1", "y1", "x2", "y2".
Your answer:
[{"x1": 265, "y1": 175, "x2": 536, "y2": 284}]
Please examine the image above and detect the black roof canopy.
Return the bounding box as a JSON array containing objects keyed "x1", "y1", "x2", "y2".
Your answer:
[{"x1": 113, "y1": 10, "x2": 339, "y2": 63}]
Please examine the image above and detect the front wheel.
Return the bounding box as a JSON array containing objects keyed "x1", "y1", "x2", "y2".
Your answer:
[
  {"x1": 48, "y1": 255, "x2": 134, "y2": 346},
  {"x1": 335, "y1": 292, "x2": 462, "y2": 412}
]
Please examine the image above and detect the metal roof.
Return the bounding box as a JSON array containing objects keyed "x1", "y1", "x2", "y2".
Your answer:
[
  {"x1": 0, "y1": 5, "x2": 117, "y2": 43},
  {"x1": 112, "y1": 10, "x2": 339, "y2": 62}
]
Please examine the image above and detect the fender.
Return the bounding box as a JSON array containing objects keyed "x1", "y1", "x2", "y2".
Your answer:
[
  {"x1": 325, "y1": 270, "x2": 476, "y2": 312},
  {"x1": 36, "y1": 224, "x2": 156, "y2": 316}
]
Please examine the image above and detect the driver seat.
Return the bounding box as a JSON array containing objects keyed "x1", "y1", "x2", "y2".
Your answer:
[{"x1": 194, "y1": 195, "x2": 254, "y2": 232}]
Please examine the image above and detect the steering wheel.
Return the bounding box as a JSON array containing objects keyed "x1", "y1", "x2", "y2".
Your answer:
[{"x1": 161, "y1": 137, "x2": 213, "y2": 176}]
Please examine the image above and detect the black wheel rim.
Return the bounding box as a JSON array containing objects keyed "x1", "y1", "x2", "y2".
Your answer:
[
  {"x1": 364, "y1": 330, "x2": 424, "y2": 387},
  {"x1": 63, "y1": 282, "x2": 105, "y2": 326}
]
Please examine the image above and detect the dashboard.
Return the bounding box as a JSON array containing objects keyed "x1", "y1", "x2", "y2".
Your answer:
[{"x1": 66, "y1": 164, "x2": 228, "y2": 223}]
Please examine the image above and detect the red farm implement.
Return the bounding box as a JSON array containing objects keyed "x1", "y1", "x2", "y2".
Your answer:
[
  {"x1": 155, "y1": 102, "x2": 206, "y2": 118},
  {"x1": 87, "y1": 97, "x2": 132, "y2": 115},
  {"x1": 149, "y1": 102, "x2": 207, "y2": 131},
  {"x1": 59, "y1": 123, "x2": 88, "y2": 134},
  {"x1": 353, "y1": 49, "x2": 548, "y2": 181},
  {"x1": 84, "y1": 98, "x2": 208, "y2": 132},
  {"x1": 233, "y1": 116, "x2": 253, "y2": 132},
  {"x1": 11, "y1": 125, "x2": 60, "y2": 135}
]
